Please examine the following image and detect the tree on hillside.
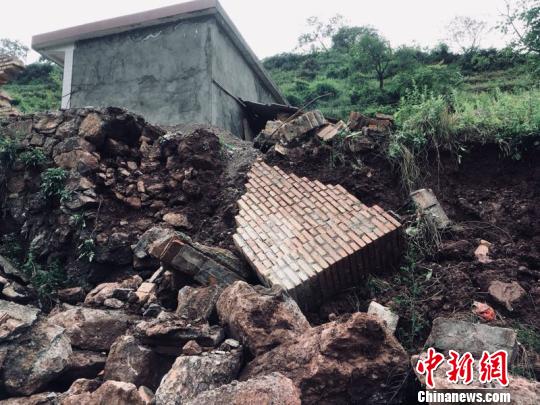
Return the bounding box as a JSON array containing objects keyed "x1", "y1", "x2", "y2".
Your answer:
[
  {"x1": 499, "y1": 0, "x2": 540, "y2": 53},
  {"x1": 0, "y1": 38, "x2": 29, "y2": 60},
  {"x1": 297, "y1": 15, "x2": 345, "y2": 53},
  {"x1": 350, "y1": 28, "x2": 393, "y2": 91},
  {"x1": 446, "y1": 16, "x2": 489, "y2": 54}
]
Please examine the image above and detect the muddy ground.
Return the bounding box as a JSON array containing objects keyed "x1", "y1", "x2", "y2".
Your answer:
[{"x1": 264, "y1": 139, "x2": 540, "y2": 378}]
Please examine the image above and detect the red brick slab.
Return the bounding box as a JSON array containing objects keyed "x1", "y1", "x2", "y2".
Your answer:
[{"x1": 234, "y1": 160, "x2": 403, "y2": 308}]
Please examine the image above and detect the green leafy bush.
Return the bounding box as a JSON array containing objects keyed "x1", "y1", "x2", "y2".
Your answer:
[
  {"x1": 0, "y1": 136, "x2": 18, "y2": 167},
  {"x1": 18, "y1": 147, "x2": 47, "y2": 167},
  {"x1": 40, "y1": 167, "x2": 70, "y2": 200}
]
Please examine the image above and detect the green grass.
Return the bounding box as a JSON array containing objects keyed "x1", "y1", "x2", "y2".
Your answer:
[{"x1": 2, "y1": 83, "x2": 60, "y2": 113}]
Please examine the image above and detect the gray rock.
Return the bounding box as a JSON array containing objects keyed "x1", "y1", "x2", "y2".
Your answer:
[
  {"x1": 155, "y1": 349, "x2": 242, "y2": 405},
  {"x1": 0, "y1": 255, "x2": 28, "y2": 283},
  {"x1": 0, "y1": 299, "x2": 40, "y2": 342},
  {"x1": 104, "y1": 335, "x2": 160, "y2": 389},
  {"x1": 1, "y1": 320, "x2": 72, "y2": 396},
  {"x1": 184, "y1": 373, "x2": 301, "y2": 405},
  {"x1": 410, "y1": 188, "x2": 451, "y2": 229},
  {"x1": 48, "y1": 306, "x2": 136, "y2": 351},
  {"x1": 367, "y1": 301, "x2": 399, "y2": 334},
  {"x1": 426, "y1": 317, "x2": 518, "y2": 360},
  {"x1": 176, "y1": 285, "x2": 222, "y2": 323}
]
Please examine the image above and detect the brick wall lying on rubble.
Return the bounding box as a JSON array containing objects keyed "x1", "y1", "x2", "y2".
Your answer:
[{"x1": 234, "y1": 160, "x2": 404, "y2": 308}]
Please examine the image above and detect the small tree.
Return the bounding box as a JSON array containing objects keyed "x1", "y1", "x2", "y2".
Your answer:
[
  {"x1": 297, "y1": 15, "x2": 345, "y2": 53},
  {"x1": 350, "y1": 28, "x2": 393, "y2": 91},
  {"x1": 499, "y1": 0, "x2": 540, "y2": 53},
  {"x1": 0, "y1": 38, "x2": 29, "y2": 60},
  {"x1": 446, "y1": 16, "x2": 488, "y2": 54}
]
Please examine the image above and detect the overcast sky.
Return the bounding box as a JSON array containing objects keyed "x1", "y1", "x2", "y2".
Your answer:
[{"x1": 3, "y1": 0, "x2": 511, "y2": 63}]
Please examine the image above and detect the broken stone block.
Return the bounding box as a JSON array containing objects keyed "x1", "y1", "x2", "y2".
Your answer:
[
  {"x1": 234, "y1": 161, "x2": 403, "y2": 308},
  {"x1": 316, "y1": 121, "x2": 347, "y2": 142},
  {"x1": 426, "y1": 317, "x2": 518, "y2": 359},
  {"x1": 104, "y1": 335, "x2": 161, "y2": 389},
  {"x1": 241, "y1": 313, "x2": 408, "y2": 404},
  {"x1": 0, "y1": 299, "x2": 40, "y2": 342},
  {"x1": 474, "y1": 239, "x2": 492, "y2": 263},
  {"x1": 78, "y1": 112, "x2": 105, "y2": 146},
  {"x1": 184, "y1": 372, "x2": 301, "y2": 405},
  {"x1": 61, "y1": 380, "x2": 147, "y2": 405},
  {"x1": 488, "y1": 280, "x2": 526, "y2": 311},
  {"x1": 367, "y1": 301, "x2": 399, "y2": 334},
  {"x1": 48, "y1": 307, "x2": 137, "y2": 351},
  {"x1": 410, "y1": 188, "x2": 451, "y2": 229},
  {"x1": 162, "y1": 212, "x2": 191, "y2": 229},
  {"x1": 176, "y1": 285, "x2": 222, "y2": 323},
  {"x1": 135, "y1": 319, "x2": 224, "y2": 355},
  {"x1": 150, "y1": 234, "x2": 244, "y2": 287},
  {"x1": 1, "y1": 319, "x2": 72, "y2": 396},
  {"x1": 276, "y1": 110, "x2": 326, "y2": 145},
  {"x1": 135, "y1": 282, "x2": 157, "y2": 304},
  {"x1": 0, "y1": 254, "x2": 28, "y2": 283},
  {"x1": 182, "y1": 340, "x2": 203, "y2": 355},
  {"x1": 217, "y1": 281, "x2": 310, "y2": 356},
  {"x1": 154, "y1": 349, "x2": 243, "y2": 405}
]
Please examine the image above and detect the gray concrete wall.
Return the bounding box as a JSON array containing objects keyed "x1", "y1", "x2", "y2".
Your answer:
[
  {"x1": 70, "y1": 17, "x2": 213, "y2": 126},
  {"x1": 210, "y1": 21, "x2": 277, "y2": 137}
]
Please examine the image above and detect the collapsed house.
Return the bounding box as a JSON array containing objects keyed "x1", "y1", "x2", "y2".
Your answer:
[{"x1": 31, "y1": 0, "x2": 287, "y2": 138}]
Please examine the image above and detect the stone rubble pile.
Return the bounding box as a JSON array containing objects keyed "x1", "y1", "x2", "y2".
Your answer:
[{"x1": 0, "y1": 107, "x2": 538, "y2": 404}]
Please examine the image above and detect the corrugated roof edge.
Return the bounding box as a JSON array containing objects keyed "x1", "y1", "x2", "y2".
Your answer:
[{"x1": 31, "y1": 0, "x2": 287, "y2": 104}]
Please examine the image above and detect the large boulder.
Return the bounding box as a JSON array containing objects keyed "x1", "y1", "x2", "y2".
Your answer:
[
  {"x1": 184, "y1": 373, "x2": 301, "y2": 405},
  {"x1": 104, "y1": 334, "x2": 162, "y2": 389},
  {"x1": 1, "y1": 320, "x2": 72, "y2": 396},
  {"x1": 155, "y1": 349, "x2": 243, "y2": 405},
  {"x1": 48, "y1": 307, "x2": 136, "y2": 351},
  {"x1": 241, "y1": 312, "x2": 409, "y2": 404},
  {"x1": 216, "y1": 281, "x2": 310, "y2": 356},
  {"x1": 0, "y1": 300, "x2": 40, "y2": 342}
]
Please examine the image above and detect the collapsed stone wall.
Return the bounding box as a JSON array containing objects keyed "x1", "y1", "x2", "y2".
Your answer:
[{"x1": 0, "y1": 108, "x2": 253, "y2": 296}]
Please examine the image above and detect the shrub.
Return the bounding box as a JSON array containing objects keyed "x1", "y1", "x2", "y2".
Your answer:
[
  {"x1": 40, "y1": 167, "x2": 70, "y2": 200},
  {"x1": 0, "y1": 136, "x2": 19, "y2": 167},
  {"x1": 18, "y1": 147, "x2": 47, "y2": 168}
]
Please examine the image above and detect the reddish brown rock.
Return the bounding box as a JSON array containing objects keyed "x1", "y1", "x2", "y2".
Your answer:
[
  {"x1": 182, "y1": 340, "x2": 203, "y2": 355},
  {"x1": 241, "y1": 313, "x2": 409, "y2": 404},
  {"x1": 61, "y1": 380, "x2": 146, "y2": 405},
  {"x1": 185, "y1": 373, "x2": 301, "y2": 405},
  {"x1": 216, "y1": 281, "x2": 310, "y2": 356}
]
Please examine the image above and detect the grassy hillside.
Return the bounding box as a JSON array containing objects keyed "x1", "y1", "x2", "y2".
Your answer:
[
  {"x1": 263, "y1": 46, "x2": 539, "y2": 120},
  {"x1": 1, "y1": 62, "x2": 62, "y2": 113}
]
